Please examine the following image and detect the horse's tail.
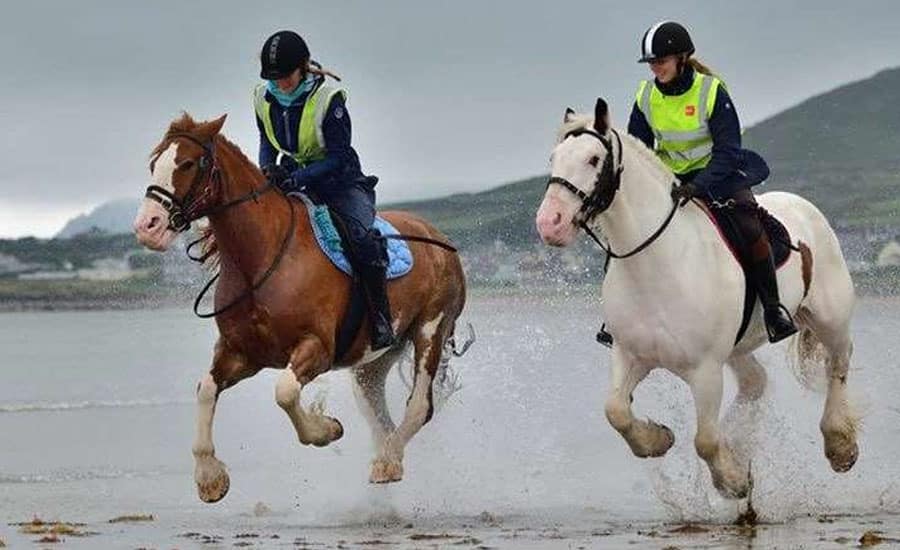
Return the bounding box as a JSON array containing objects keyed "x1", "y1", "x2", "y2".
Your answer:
[{"x1": 397, "y1": 322, "x2": 474, "y2": 405}]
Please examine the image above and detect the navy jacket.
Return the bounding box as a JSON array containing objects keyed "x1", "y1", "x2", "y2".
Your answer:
[
  {"x1": 627, "y1": 66, "x2": 769, "y2": 200},
  {"x1": 256, "y1": 78, "x2": 372, "y2": 196}
]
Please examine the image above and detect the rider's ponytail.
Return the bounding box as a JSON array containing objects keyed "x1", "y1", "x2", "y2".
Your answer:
[
  {"x1": 687, "y1": 57, "x2": 716, "y2": 77},
  {"x1": 308, "y1": 60, "x2": 342, "y2": 82}
]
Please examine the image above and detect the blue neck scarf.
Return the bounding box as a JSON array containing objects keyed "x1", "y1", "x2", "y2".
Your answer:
[{"x1": 266, "y1": 74, "x2": 317, "y2": 107}]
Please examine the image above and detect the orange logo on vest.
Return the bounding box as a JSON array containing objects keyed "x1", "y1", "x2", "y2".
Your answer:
[{"x1": 685, "y1": 105, "x2": 696, "y2": 116}]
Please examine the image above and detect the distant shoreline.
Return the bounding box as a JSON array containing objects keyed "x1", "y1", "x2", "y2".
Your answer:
[{"x1": 0, "y1": 284, "x2": 897, "y2": 313}]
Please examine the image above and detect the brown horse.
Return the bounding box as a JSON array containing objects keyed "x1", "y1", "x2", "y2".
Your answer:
[{"x1": 133, "y1": 113, "x2": 467, "y2": 503}]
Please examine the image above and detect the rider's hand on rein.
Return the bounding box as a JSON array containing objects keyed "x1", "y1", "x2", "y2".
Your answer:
[
  {"x1": 263, "y1": 164, "x2": 291, "y2": 190},
  {"x1": 671, "y1": 182, "x2": 699, "y2": 206}
]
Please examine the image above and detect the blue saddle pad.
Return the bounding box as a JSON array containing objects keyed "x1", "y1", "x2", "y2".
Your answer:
[{"x1": 296, "y1": 194, "x2": 413, "y2": 279}]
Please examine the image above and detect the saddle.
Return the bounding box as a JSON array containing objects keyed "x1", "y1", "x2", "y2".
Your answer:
[
  {"x1": 292, "y1": 192, "x2": 413, "y2": 362},
  {"x1": 698, "y1": 199, "x2": 795, "y2": 343}
]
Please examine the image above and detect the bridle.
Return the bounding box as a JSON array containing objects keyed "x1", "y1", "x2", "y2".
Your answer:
[
  {"x1": 546, "y1": 127, "x2": 678, "y2": 259},
  {"x1": 145, "y1": 133, "x2": 275, "y2": 232},
  {"x1": 143, "y1": 133, "x2": 294, "y2": 318}
]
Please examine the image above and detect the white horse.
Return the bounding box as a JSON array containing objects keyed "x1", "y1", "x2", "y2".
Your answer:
[{"x1": 535, "y1": 99, "x2": 858, "y2": 498}]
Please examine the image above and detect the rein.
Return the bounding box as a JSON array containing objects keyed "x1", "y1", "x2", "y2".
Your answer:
[
  {"x1": 192, "y1": 197, "x2": 296, "y2": 319},
  {"x1": 546, "y1": 127, "x2": 679, "y2": 259}
]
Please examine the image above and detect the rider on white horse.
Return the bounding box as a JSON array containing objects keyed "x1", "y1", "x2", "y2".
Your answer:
[{"x1": 599, "y1": 21, "x2": 797, "y2": 344}]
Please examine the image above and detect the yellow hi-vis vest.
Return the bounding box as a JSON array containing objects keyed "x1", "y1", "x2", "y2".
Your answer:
[
  {"x1": 253, "y1": 82, "x2": 347, "y2": 167},
  {"x1": 635, "y1": 73, "x2": 723, "y2": 175}
]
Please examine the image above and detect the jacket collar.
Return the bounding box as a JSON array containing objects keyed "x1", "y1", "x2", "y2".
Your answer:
[{"x1": 655, "y1": 64, "x2": 695, "y2": 96}]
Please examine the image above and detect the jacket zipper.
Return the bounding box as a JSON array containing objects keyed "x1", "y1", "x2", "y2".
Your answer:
[{"x1": 282, "y1": 109, "x2": 292, "y2": 151}]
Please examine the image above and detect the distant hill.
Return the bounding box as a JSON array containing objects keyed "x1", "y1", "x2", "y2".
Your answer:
[
  {"x1": 743, "y1": 66, "x2": 900, "y2": 227},
  {"x1": 55, "y1": 66, "x2": 899, "y2": 244},
  {"x1": 56, "y1": 198, "x2": 141, "y2": 238}
]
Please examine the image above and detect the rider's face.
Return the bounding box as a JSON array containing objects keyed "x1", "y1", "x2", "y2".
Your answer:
[
  {"x1": 649, "y1": 55, "x2": 680, "y2": 84},
  {"x1": 275, "y1": 68, "x2": 303, "y2": 92}
]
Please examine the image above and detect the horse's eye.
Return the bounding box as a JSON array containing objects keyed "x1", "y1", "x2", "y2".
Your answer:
[
  {"x1": 588, "y1": 155, "x2": 600, "y2": 167},
  {"x1": 178, "y1": 160, "x2": 196, "y2": 171}
]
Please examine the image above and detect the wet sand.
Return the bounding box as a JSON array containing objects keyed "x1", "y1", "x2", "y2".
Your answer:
[{"x1": 3, "y1": 510, "x2": 900, "y2": 548}]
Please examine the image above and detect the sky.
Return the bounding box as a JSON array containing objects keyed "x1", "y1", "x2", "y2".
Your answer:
[{"x1": 1, "y1": 0, "x2": 898, "y2": 238}]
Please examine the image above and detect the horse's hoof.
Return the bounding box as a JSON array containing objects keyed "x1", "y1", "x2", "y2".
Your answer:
[
  {"x1": 369, "y1": 459, "x2": 404, "y2": 484},
  {"x1": 630, "y1": 422, "x2": 675, "y2": 458},
  {"x1": 826, "y1": 441, "x2": 859, "y2": 473},
  {"x1": 308, "y1": 417, "x2": 344, "y2": 448},
  {"x1": 195, "y1": 457, "x2": 230, "y2": 503},
  {"x1": 654, "y1": 424, "x2": 676, "y2": 456},
  {"x1": 711, "y1": 466, "x2": 751, "y2": 500},
  {"x1": 712, "y1": 475, "x2": 750, "y2": 499}
]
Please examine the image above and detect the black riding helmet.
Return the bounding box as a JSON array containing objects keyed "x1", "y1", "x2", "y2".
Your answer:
[
  {"x1": 260, "y1": 30, "x2": 310, "y2": 80},
  {"x1": 638, "y1": 21, "x2": 695, "y2": 63}
]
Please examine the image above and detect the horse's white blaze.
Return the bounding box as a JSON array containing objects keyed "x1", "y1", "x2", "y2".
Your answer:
[
  {"x1": 151, "y1": 143, "x2": 179, "y2": 192},
  {"x1": 133, "y1": 142, "x2": 180, "y2": 250}
]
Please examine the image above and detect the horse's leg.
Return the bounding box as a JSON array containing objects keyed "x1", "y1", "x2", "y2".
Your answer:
[
  {"x1": 604, "y1": 347, "x2": 674, "y2": 457},
  {"x1": 728, "y1": 353, "x2": 768, "y2": 403},
  {"x1": 370, "y1": 313, "x2": 445, "y2": 483},
  {"x1": 689, "y1": 361, "x2": 750, "y2": 498},
  {"x1": 798, "y1": 307, "x2": 858, "y2": 472},
  {"x1": 351, "y1": 349, "x2": 401, "y2": 463},
  {"x1": 193, "y1": 339, "x2": 259, "y2": 503},
  {"x1": 274, "y1": 334, "x2": 344, "y2": 447}
]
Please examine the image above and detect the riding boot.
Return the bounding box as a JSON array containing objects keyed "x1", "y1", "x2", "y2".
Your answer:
[
  {"x1": 359, "y1": 262, "x2": 396, "y2": 351},
  {"x1": 752, "y1": 253, "x2": 798, "y2": 343}
]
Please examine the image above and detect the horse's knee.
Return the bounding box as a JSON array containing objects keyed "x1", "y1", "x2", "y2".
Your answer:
[
  {"x1": 694, "y1": 431, "x2": 720, "y2": 461},
  {"x1": 275, "y1": 369, "x2": 299, "y2": 409},
  {"x1": 605, "y1": 398, "x2": 632, "y2": 433}
]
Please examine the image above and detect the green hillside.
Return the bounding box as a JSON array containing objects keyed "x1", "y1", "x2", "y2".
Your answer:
[
  {"x1": 743, "y1": 67, "x2": 900, "y2": 226},
  {"x1": 387, "y1": 176, "x2": 547, "y2": 250}
]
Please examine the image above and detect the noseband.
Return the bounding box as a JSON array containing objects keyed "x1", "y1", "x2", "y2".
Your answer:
[
  {"x1": 545, "y1": 127, "x2": 679, "y2": 259},
  {"x1": 546, "y1": 128, "x2": 624, "y2": 225}
]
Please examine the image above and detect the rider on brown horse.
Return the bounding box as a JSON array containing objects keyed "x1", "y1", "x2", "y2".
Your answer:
[{"x1": 253, "y1": 30, "x2": 395, "y2": 351}]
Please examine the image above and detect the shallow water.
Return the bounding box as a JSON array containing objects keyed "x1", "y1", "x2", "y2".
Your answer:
[{"x1": 1, "y1": 293, "x2": 899, "y2": 548}]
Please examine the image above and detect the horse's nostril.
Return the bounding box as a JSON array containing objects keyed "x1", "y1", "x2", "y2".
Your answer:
[
  {"x1": 553, "y1": 212, "x2": 562, "y2": 226},
  {"x1": 147, "y1": 216, "x2": 161, "y2": 230}
]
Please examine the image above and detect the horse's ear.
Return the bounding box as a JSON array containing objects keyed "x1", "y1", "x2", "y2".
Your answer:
[
  {"x1": 593, "y1": 98, "x2": 610, "y2": 134},
  {"x1": 198, "y1": 114, "x2": 227, "y2": 140},
  {"x1": 564, "y1": 107, "x2": 576, "y2": 123}
]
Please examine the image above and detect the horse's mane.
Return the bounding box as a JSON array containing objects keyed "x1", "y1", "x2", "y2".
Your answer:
[{"x1": 557, "y1": 114, "x2": 674, "y2": 186}]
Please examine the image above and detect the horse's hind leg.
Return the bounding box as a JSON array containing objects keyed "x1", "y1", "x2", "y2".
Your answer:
[
  {"x1": 604, "y1": 347, "x2": 674, "y2": 458},
  {"x1": 728, "y1": 353, "x2": 768, "y2": 403},
  {"x1": 798, "y1": 304, "x2": 858, "y2": 472},
  {"x1": 351, "y1": 349, "x2": 401, "y2": 468},
  {"x1": 370, "y1": 313, "x2": 446, "y2": 484},
  {"x1": 275, "y1": 334, "x2": 344, "y2": 447},
  {"x1": 194, "y1": 339, "x2": 259, "y2": 503},
  {"x1": 689, "y1": 361, "x2": 750, "y2": 498}
]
